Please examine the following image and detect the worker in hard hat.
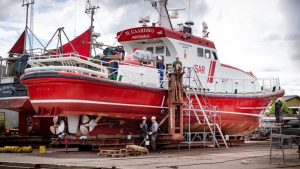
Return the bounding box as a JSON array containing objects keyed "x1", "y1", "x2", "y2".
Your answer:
[
  {"x1": 275, "y1": 98, "x2": 283, "y2": 124},
  {"x1": 139, "y1": 116, "x2": 148, "y2": 146},
  {"x1": 149, "y1": 116, "x2": 158, "y2": 151}
]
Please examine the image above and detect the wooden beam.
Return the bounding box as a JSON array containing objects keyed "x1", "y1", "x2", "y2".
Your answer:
[{"x1": 158, "y1": 113, "x2": 169, "y2": 127}]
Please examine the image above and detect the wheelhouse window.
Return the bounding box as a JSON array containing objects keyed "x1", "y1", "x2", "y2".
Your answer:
[
  {"x1": 197, "y1": 48, "x2": 203, "y2": 57},
  {"x1": 155, "y1": 46, "x2": 164, "y2": 54},
  {"x1": 146, "y1": 47, "x2": 154, "y2": 54},
  {"x1": 205, "y1": 49, "x2": 211, "y2": 59},
  {"x1": 166, "y1": 47, "x2": 170, "y2": 56},
  {"x1": 212, "y1": 51, "x2": 218, "y2": 60}
]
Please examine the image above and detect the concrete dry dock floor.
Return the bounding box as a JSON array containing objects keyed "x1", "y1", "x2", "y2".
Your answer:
[{"x1": 0, "y1": 141, "x2": 300, "y2": 169}]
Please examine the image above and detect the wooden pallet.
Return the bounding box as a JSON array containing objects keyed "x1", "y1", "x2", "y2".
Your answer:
[
  {"x1": 98, "y1": 145, "x2": 149, "y2": 158},
  {"x1": 97, "y1": 149, "x2": 128, "y2": 158}
]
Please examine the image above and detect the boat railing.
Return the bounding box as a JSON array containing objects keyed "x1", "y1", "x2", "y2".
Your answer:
[
  {"x1": 26, "y1": 53, "x2": 110, "y2": 78},
  {"x1": 183, "y1": 67, "x2": 281, "y2": 94},
  {"x1": 205, "y1": 76, "x2": 281, "y2": 94},
  {"x1": 26, "y1": 53, "x2": 169, "y2": 88},
  {"x1": 27, "y1": 48, "x2": 46, "y2": 56}
]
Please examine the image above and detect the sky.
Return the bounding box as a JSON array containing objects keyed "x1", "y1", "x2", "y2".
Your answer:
[{"x1": 0, "y1": 0, "x2": 299, "y2": 96}]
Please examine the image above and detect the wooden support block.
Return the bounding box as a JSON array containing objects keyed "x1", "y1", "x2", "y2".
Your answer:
[{"x1": 98, "y1": 145, "x2": 148, "y2": 158}]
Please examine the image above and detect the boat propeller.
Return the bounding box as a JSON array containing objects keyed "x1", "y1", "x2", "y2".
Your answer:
[
  {"x1": 50, "y1": 116, "x2": 65, "y2": 137},
  {"x1": 79, "y1": 115, "x2": 101, "y2": 136}
]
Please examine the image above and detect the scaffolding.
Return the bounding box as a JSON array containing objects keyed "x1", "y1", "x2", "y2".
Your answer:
[
  {"x1": 182, "y1": 67, "x2": 228, "y2": 149},
  {"x1": 165, "y1": 69, "x2": 184, "y2": 141},
  {"x1": 269, "y1": 123, "x2": 298, "y2": 165}
]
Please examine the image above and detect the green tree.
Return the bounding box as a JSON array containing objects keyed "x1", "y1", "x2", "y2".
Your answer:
[{"x1": 267, "y1": 101, "x2": 292, "y2": 116}]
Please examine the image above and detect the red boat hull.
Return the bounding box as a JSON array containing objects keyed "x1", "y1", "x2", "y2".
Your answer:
[
  {"x1": 21, "y1": 71, "x2": 284, "y2": 135},
  {"x1": 0, "y1": 96, "x2": 34, "y2": 112},
  {"x1": 0, "y1": 95, "x2": 52, "y2": 135}
]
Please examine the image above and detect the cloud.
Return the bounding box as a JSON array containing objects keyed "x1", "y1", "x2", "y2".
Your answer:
[
  {"x1": 0, "y1": 0, "x2": 299, "y2": 96},
  {"x1": 284, "y1": 33, "x2": 300, "y2": 41},
  {"x1": 0, "y1": 1, "x2": 21, "y2": 22},
  {"x1": 262, "y1": 33, "x2": 282, "y2": 42},
  {"x1": 260, "y1": 67, "x2": 281, "y2": 73},
  {"x1": 280, "y1": 0, "x2": 300, "y2": 74},
  {"x1": 100, "y1": 0, "x2": 139, "y2": 9},
  {"x1": 280, "y1": 0, "x2": 300, "y2": 31}
]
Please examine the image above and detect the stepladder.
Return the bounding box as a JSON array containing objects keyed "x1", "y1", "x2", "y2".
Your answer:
[{"x1": 184, "y1": 87, "x2": 229, "y2": 149}]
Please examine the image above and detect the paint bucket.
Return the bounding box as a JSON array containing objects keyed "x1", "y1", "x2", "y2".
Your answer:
[
  {"x1": 225, "y1": 135, "x2": 229, "y2": 141},
  {"x1": 39, "y1": 145, "x2": 45, "y2": 154},
  {"x1": 127, "y1": 133, "x2": 131, "y2": 140}
]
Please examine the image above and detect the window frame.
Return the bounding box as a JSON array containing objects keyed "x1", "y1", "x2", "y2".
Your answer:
[
  {"x1": 146, "y1": 47, "x2": 154, "y2": 54},
  {"x1": 212, "y1": 51, "x2": 218, "y2": 60},
  {"x1": 197, "y1": 47, "x2": 204, "y2": 57},
  {"x1": 205, "y1": 49, "x2": 211, "y2": 59},
  {"x1": 166, "y1": 47, "x2": 171, "y2": 57},
  {"x1": 155, "y1": 46, "x2": 165, "y2": 54}
]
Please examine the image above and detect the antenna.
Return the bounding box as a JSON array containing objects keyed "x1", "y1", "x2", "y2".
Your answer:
[
  {"x1": 22, "y1": 0, "x2": 35, "y2": 55},
  {"x1": 202, "y1": 21, "x2": 209, "y2": 38},
  {"x1": 187, "y1": 0, "x2": 191, "y2": 21},
  {"x1": 185, "y1": 0, "x2": 194, "y2": 28},
  {"x1": 139, "y1": 16, "x2": 150, "y2": 27},
  {"x1": 29, "y1": 3, "x2": 34, "y2": 38},
  {"x1": 168, "y1": 8, "x2": 185, "y2": 19},
  {"x1": 74, "y1": 0, "x2": 77, "y2": 38},
  {"x1": 85, "y1": 0, "x2": 99, "y2": 57},
  {"x1": 145, "y1": 0, "x2": 173, "y2": 29}
]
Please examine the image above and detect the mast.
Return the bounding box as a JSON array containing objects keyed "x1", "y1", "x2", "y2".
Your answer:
[
  {"x1": 85, "y1": 0, "x2": 99, "y2": 57},
  {"x1": 22, "y1": 0, "x2": 35, "y2": 55},
  {"x1": 149, "y1": 0, "x2": 173, "y2": 29}
]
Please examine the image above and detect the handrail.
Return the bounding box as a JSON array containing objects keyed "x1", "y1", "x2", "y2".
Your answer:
[
  {"x1": 183, "y1": 67, "x2": 281, "y2": 94},
  {"x1": 183, "y1": 67, "x2": 212, "y2": 107},
  {"x1": 184, "y1": 87, "x2": 228, "y2": 148},
  {"x1": 28, "y1": 53, "x2": 160, "y2": 70},
  {"x1": 26, "y1": 53, "x2": 168, "y2": 88},
  {"x1": 183, "y1": 70, "x2": 228, "y2": 148},
  {"x1": 28, "y1": 56, "x2": 107, "y2": 72},
  {"x1": 25, "y1": 66, "x2": 108, "y2": 78}
]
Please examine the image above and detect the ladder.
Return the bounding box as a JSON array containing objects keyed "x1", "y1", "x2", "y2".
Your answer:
[
  {"x1": 185, "y1": 88, "x2": 228, "y2": 149},
  {"x1": 183, "y1": 67, "x2": 228, "y2": 149}
]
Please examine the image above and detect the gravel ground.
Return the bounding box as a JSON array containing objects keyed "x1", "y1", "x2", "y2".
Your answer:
[{"x1": 0, "y1": 141, "x2": 299, "y2": 169}]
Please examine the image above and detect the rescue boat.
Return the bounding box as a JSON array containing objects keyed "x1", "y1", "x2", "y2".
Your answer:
[{"x1": 20, "y1": 0, "x2": 284, "y2": 139}]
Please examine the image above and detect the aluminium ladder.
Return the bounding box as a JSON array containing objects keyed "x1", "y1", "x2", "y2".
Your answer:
[
  {"x1": 185, "y1": 88, "x2": 228, "y2": 149},
  {"x1": 183, "y1": 67, "x2": 228, "y2": 149}
]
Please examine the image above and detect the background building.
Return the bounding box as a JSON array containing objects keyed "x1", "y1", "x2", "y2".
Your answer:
[{"x1": 281, "y1": 95, "x2": 300, "y2": 115}]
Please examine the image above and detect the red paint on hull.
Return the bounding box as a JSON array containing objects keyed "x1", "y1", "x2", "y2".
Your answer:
[
  {"x1": 23, "y1": 72, "x2": 166, "y2": 116},
  {"x1": 0, "y1": 97, "x2": 35, "y2": 113},
  {"x1": 21, "y1": 72, "x2": 284, "y2": 135}
]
